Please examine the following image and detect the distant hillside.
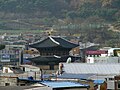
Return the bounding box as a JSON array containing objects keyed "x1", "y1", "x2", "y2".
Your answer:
[
  {"x1": 0, "y1": 0, "x2": 119, "y2": 30},
  {"x1": 0, "y1": 0, "x2": 120, "y2": 47},
  {"x1": 0, "y1": 0, "x2": 119, "y2": 19}
]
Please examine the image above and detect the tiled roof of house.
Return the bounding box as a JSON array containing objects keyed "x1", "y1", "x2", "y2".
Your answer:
[{"x1": 29, "y1": 36, "x2": 78, "y2": 49}]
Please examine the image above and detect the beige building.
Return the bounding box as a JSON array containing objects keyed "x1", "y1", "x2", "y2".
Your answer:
[{"x1": 0, "y1": 73, "x2": 17, "y2": 86}]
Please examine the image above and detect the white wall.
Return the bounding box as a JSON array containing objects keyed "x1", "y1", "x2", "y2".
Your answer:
[
  {"x1": 25, "y1": 67, "x2": 40, "y2": 72},
  {"x1": 86, "y1": 57, "x2": 119, "y2": 63},
  {"x1": 86, "y1": 57, "x2": 94, "y2": 63},
  {"x1": 107, "y1": 80, "x2": 115, "y2": 90},
  {"x1": 3, "y1": 67, "x2": 13, "y2": 73}
]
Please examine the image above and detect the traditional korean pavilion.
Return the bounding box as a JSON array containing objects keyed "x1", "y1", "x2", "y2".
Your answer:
[{"x1": 28, "y1": 36, "x2": 79, "y2": 70}]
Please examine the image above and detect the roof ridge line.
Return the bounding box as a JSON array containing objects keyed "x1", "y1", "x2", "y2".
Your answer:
[{"x1": 49, "y1": 36, "x2": 60, "y2": 45}]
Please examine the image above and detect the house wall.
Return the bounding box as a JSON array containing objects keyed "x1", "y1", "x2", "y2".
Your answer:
[
  {"x1": 17, "y1": 81, "x2": 27, "y2": 86},
  {"x1": 3, "y1": 67, "x2": 13, "y2": 73},
  {"x1": 24, "y1": 67, "x2": 40, "y2": 72},
  {"x1": 107, "y1": 80, "x2": 115, "y2": 90},
  {"x1": 38, "y1": 65, "x2": 59, "y2": 70},
  {"x1": 74, "y1": 79, "x2": 107, "y2": 90},
  {"x1": 114, "y1": 75, "x2": 120, "y2": 90},
  {"x1": 86, "y1": 57, "x2": 119, "y2": 63},
  {"x1": 24, "y1": 87, "x2": 52, "y2": 90},
  {"x1": 0, "y1": 77, "x2": 17, "y2": 86},
  {"x1": 78, "y1": 80, "x2": 94, "y2": 90},
  {"x1": 38, "y1": 65, "x2": 50, "y2": 70},
  {"x1": 20, "y1": 65, "x2": 40, "y2": 72},
  {"x1": 54, "y1": 65, "x2": 59, "y2": 70}
]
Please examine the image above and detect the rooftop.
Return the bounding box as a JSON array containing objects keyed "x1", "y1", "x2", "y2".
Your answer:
[
  {"x1": 29, "y1": 36, "x2": 78, "y2": 49},
  {"x1": 41, "y1": 81, "x2": 89, "y2": 88},
  {"x1": 57, "y1": 73, "x2": 95, "y2": 80},
  {"x1": 20, "y1": 65, "x2": 40, "y2": 69},
  {"x1": 63, "y1": 63, "x2": 120, "y2": 75},
  {"x1": 0, "y1": 73, "x2": 17, "y2": 78}
]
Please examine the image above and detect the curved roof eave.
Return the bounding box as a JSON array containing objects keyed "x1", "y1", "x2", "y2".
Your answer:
[{"x1": 29, "y1": 36, "x2": 79, "y2": 49}]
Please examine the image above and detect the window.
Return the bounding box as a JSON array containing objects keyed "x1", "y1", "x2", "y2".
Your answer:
[
  {"x1": 50, "y1": 64, "x2": 54, "y2": 70},
  {"x1": 118, "y1": 81, "x2": 120, "y2": 89},
  {"x1": 5, "y1": 83, "x2": 10, "y2": 86},
  {"x1": 118, "y1": 84, "x2": 120, "y2": 89},
  {"x1": 20, "y1": 84, "x2": 25, "y2": 86},
  {"x1": 109, "y1": 78, "x2": 114, "y2": 80}
]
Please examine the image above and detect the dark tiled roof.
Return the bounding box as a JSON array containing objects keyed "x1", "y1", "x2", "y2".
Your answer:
[
  {"x1": 29, "y1": 36, "x2": 78, "y2": 49},
  {"x1": 27, "y1": 55, "x2": 80, "y2": 65}
]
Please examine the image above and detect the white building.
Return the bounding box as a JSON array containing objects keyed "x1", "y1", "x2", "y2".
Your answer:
[
  {"x1": 86, "y1": 56, "x2": 120, "y2": 63},
  {"x1": 108, "y1": 48, "x2": 120, "y2": 57},
  {"x1": 20, "y1": 65, "x2": 40, "y2": 72},
  {"x1": 2, "y1": 67, "x2": 14, "y2": 73}
]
